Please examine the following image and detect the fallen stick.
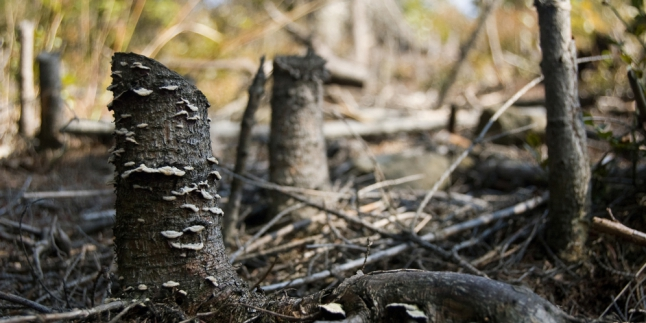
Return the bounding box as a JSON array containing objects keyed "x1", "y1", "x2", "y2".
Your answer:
[
  {"x1": 0, "y1": 300, "x2": 129, "y2": 323},
  {"x1": 590, "y1": 216, "x2": 646, "y2": 246},
  {"x1": 22, "y1": 189, "x2": 113, "y2": 199}
]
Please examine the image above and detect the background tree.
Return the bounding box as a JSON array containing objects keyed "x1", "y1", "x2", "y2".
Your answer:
[{"x1": 536, "y1": 0, "x2": 591, "y2": 261}]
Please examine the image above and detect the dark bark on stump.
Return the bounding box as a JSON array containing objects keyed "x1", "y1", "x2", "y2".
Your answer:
[
  {"x1": 108, "y1": 52, "x2": 261, "y2": 318},
  {"x1": 37, "y1": 53, "x2": 65, "y2": 149},
  {"x1": 223, "y1": 56, "x2": 266, "y2": 246},
  {"x1": 19, "y1": 20, "x2": 37, "y2": 138},
  {"x1": 269, "y1": 51, "x2": 331, "y2": 219},
  {"x1": 536, "y1": 0, "x2": 591, "y2": 262}
]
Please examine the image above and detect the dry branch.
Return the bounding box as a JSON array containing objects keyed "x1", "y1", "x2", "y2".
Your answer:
[
  {"x1": 223, "y1": 56, "x2": 266, "y2": 246},
  {"x1": 590, "y1": 216, "x2": 646, "y2": 246}
]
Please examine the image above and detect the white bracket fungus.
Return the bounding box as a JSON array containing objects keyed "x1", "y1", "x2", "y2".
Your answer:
[
  {"x1": 170, "y1": 242, "x2": 204, "y2": 250},
  {"x1": 125, "y1": 137, "x2": 139, "y2": 145},
  {"x1": 183, "y1": 225, "x2": 205, "y2": 233},
  {"x1": 197, "y1": 180, "x2": 209, "y2": 187},
  {"x1": 124, "y1": 161, "x2": 135, "y2": 167},
  {"x1": 200, "y1": 190, "x2": 214, "y2": 200},
  {"x1": 121, "y1": 114, "x2": 132, "y2": 119},
  {"x1": 136, "y1": 123, "x2": 148, "y2": 128},
  {"x1": 137, "y1": 284, "x2": 148, "y2": 291},
  {"x1": 207, "y1": 157, "x2": 219, "y2": 165},
  {"x1": 175, "y1": 124, "x2": 184, "y2": 129},
  {"x1": 107, "y1": 84, "x2": 118, "y2": 91},
  {"x1": 202, "y1": 207, "x2": 224, "y2": 216},
  {"x1": 187, "y1": 115, "x2": 201, "y2": 121},
  {"x1": 121, "y1": 164, "x2": 186, "y2": 179},
  {"x1": 162, "y1": 281, "x2": 180, "y2": 288},
  {"x1": 178, "y1": 290, "x2": 187, "y2": 296},
  {"x1": 180, "y1": 204, "x2": 200, "y2": 212},
  {"x1": 209, "y1": 171, "x2": 222, "y2": 180},
  {"x1": 183, "y1": 166, "x2": 194, "y2": 171},
  {"x1": 131, "y1": 62, "x2": 151, "y2": 70},
  {"x1": 159, "y1": 85, "x2": 179, "y2": 91},
  {"x1": 161, "y1": 231, "x2": 183, "y2": 239},
  {"x1": 133, "y1": 88, "x2": 153, "y2": 96},
  {"x1": 112, "y1": 148, "x2": 126, "y2": 157},
  {"x1": 205, "y1": 276, "x2": 218, "y2": 287},
  {"x1": 137, "y1": 218, "x2": 145, "y2": 223},
  {"x1": 119, "y1": 61, "x2": 128, "y2": 66},
  {"x1": 173, "y1": 111, "x2": 188, "y2": 117},
  {"x1": 115, "y1": 128, "x2": 129, "y2": 135},
  {"x1": 171, "y1": 184, "x2": 198, "y2": 196},
  {"x1": 162, "y1": 196, "x2": 177, "y2": 201}
]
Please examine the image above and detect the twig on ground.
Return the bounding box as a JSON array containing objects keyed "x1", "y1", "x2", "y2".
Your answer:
[
  {"x1": 0, "y1": 291, "x2": 52, "y2": 314},
  {"x1": 249, "y1": 257, "x2": 278, "y2": 291},
  {"x1": 284, "y1": 191, "x2": 394, "y2": 238},
  {"x1": 237, "y1": 235, "x2": 323, "y2": 262},
  {"x1": 590, "y1": 215, "x2": 646, "y2": 247},
  {"x1": 229, "y1": 203, "x2": 305, "y2": 263},
  {"x1": 218, "y1": 167, "x2": 346, "y2": 198},
  {"x1": 236, "y1": 303, "x2": 316, "y2": 321},
  {"x1": 0, "y1": 300, "x2": 129, "y2": 323},
  {"x1": 357, "y1": 174, "x2": 424, "y2": 198},
  {"x1": 599, "y1": 260, "x2": 646, "y2": 319},
  {"x1": 22, "y1": 189, "x2": 113, "y2": 199},
  {"x1": 412, "y1": 75, "x2": 545, "y2": 231},
  {"x1": 107, "y1": 302, "x2": 137, "y2": 323},
  {"x1": 262, "y1": 192, "x2": 548, "y2": 291}
]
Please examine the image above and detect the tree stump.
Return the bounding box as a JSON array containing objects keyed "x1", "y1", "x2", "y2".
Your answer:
[{"x1": 269, "y1": 51, "x2": 331, "y2": 219}]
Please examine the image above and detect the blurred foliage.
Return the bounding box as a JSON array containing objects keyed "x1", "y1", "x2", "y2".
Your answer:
[{"x1": 0, "y1": 0, "x2": 641, "y2": 121}]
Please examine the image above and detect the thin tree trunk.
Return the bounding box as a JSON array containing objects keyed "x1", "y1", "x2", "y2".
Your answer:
[
  {"x1": 37, "y1": 52, "x2": 64, "y2": 149},
  {"x1": 19, "y1": 20, "x2": 37, "y2": 138},
  {"x1": 223, "y1": 56, "x2": 266, "y2": 247},
  {"x1": 269, "y1": 50, "x2": 330, "y2": 219},
  {"x1": 536, "y1": 0, "x2": 591, "y2": 262}
]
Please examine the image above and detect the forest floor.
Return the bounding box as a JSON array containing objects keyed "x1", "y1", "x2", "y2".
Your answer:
[{"x1": 0, "y1": 84, "x2": 645, "y2": 322}]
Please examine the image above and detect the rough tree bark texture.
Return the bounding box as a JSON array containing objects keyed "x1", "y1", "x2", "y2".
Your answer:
[
  {"x1": 107, "y1": 52, "x2": 262, "y2": 319},
  {"x1": 223, "y1": 56, "x2": 266, "y2": 246},
  {"x1": 108, "y1": 53, "x2": 576, "y2": 323},
  {"x1": 536, "y1": 0, "x2": 591, "y2": 262},
  {"x1": 269, "y1": 51, "x2": 330, "y2": 219},
  {"x1": 19, "y1": 20, "x2": 37, "y2": 138},
  {"x1": 37, "y1": 53, "x2": 65, "y2": 149}
]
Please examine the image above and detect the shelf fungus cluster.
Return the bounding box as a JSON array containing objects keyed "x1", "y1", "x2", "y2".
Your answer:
[{"x1": 161, "y1": 224, "x2": 208, "y2": 252}]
